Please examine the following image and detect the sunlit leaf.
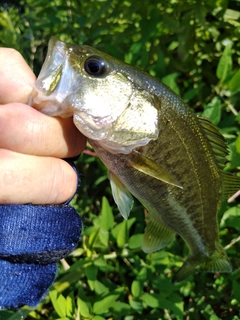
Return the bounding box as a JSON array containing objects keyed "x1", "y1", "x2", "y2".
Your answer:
[
  {"x1": 93, "y1": 292, "x2": 121, "y2": 315},
  {"x1": 99, "y1": 196, "x2": 114, "y2": 231},
  {"x1": 116, "y1": 219, "x2": 128, "y2": 248},
  {"x1": 49, "y1": 289, "x2": 66, "y2": 318}
]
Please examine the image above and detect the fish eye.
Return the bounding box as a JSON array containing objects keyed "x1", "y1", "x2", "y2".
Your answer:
[{"x1": 84, "y1": 56, "x2": 108, "y2": 76}]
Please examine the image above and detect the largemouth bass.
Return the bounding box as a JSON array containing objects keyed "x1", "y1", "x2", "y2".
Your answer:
[{"x1": 31, "y1": 37, "x2": 240, "y2": 281}]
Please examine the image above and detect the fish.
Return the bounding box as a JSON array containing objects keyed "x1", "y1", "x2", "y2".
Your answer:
[{"x1": 31, "y1": 37, "x2": 240, "y2": 282}]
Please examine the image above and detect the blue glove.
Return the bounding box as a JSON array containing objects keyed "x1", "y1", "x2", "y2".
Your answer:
[{"x1": 0, "y1": 159, "x2": 82, "y2": 309}]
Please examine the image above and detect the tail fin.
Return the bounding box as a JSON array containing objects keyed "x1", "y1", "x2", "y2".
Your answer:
[{"x1": 173, "y1": 245, "x2": 232, "y2": 283}]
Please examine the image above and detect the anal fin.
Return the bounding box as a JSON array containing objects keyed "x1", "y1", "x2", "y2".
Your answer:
[{"x1": 142, "y1": 216, "x2": 176, "y2": 253}]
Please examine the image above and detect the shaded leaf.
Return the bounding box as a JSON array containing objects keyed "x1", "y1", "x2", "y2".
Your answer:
[
  {"x1": 228, "y1": 69, "x2": 240, "y2": 95},
  {"x1": 162, "y1": 72, "x2": 180, "y2": 94},
  {"x1": 202, "y1": 96, "x2": 222, "y2": 125},
  {"x1": 216, "y1": 44, "x2": 232, "y2": 83},
  {"x1": 131, "y1": 280, "x2": 143, "y2": 298},
  {"x1": 128, "y1": 233, "x2": 143, "y2": 249}
]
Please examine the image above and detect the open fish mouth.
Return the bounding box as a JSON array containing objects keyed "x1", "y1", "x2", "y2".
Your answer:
[{"x1": 31, "y1": 38, "x2": 76, "y2": 117}]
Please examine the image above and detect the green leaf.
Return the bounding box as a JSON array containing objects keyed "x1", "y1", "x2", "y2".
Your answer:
[
  {"x1": 98, "y1": 228, "x2": 109, "y2": 248},
  {"x1": 93, "y1": 292, "x2": 120, "y2": 315},
  {"x1": 109, "y1": 301, "x2": 132, "y2": 316},
  {"x1": 85, "y1": 264, "x2": 98, "y2": 290},
  {"x1": 66, "y1": 293, "x2": 75, "y2": 317},
  {"x1": 85, "y1": 264, "x2": 98, "y2": 281},
  {"x1": 131, "y1": 280, "x2": 143, "y2": 297},
  {"x1": 0, "y1": 308, "x2": 32, "y2": 320},
  {"x1": 77, "y1": 297, "x2": 91, "y2": 318},
  {"x1": 116, "y1": 219, "x2": 128, "y2": 248},
  {"x1": 88, "y1": 227, "x2": 101, "y2": 248},
  {"x1": 225, "y1": 142, "x2": 240, "y2": 170},
  {"x1": 49, "y1": 289, "x2": 66, "y2": 318},
  {"x1": 162, "y1": 72, "x2": 180, "y2": 94},
  {"x1": 93, "y1": 280, "x2": 110, "y2": 295},
  {"x1": 228, "y1": 69, "x2": 240, "y2": 95},
  {"x1": 112, "y1": 217, "x2": 136, "y2": 243},
  {"x1": 129, "y1": 299, "x2": 143, "y2": 313},
  {"x1": 216, "y1": 44, "x2": 232, "y2": 83},
  {"x1": 136, "y1": 267, "x2": 148, "y2": 281},
  {"x1": 220, "y1": 206, "x2": 240, "y2": 228},
  {"x1": 202, "y1": 96, "x2": 222, "y2": 125},
  {"x1": 99, "y1": 196, "x2": 114, "y2": 231},
  {"x1": 235, "y1": 135, "x2": 240, "y2": 154},
  {"x1": 141, "y1": 293, "x2": 160, "y2": 308},
  {"x1": 128, "y1": 233, "x2": 143, "y2": 249},
  {"x1": 77, "y1": 287, "x2": 92, "y2": 318},
  {"x1": 183, "y1": 83, "x2": 204, "y2": 102},
  {"x1": 210, "y1": 315, "x2": 221, "y2": 320},
  {"x1": 224, "y1": 8, "x2": 240, "y2": 21}
]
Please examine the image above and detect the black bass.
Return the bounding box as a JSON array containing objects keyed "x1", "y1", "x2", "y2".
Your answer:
[{"x1": 31, "y1": 37, "x2": 240, "y2": 281}]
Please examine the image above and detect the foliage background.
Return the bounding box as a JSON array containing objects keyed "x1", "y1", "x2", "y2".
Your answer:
[{"x1": 1, "y1": 0, "x2": 240, "y2": 319}]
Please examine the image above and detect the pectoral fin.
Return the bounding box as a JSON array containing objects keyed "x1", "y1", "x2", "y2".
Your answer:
[
  {"x1": 128, "y1": 150, "x2": 183, "y2": 189},
  {"x1": 108, "y1": 171, "x2": 134, "y2": 219},
  {"x1": 142, "y1": 216, "x2": 176, "y2": 253}
]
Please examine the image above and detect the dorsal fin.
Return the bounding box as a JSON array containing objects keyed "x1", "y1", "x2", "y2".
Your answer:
[{"x1": 197, "y1": 116, "x2": 228, "y2": 169}]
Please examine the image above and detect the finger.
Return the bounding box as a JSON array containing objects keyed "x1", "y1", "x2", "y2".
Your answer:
[
  {"x1": 0, "y1": 48, "x2": 36, "y2": 104},
  {"x1": 0, "y1": 149, "x2": 78, "y2": 204},
  {"x1": 0, "y1": 103, "x2": 86, "y2": 158}
]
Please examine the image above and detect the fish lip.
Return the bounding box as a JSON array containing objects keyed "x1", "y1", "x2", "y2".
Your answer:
[
  {"x1": 38, "y1": 38, "x2": 66, "y2": 76},
  {"x1": 74, "y1": 111, "x2": 114, "y2": 130}
]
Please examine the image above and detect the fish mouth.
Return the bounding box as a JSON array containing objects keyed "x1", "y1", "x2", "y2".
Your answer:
[
  {"x1": 38, "y1": 37, "x2": 66, "y2": 80},
  {"x1": 31, "y1": 38, "x2": 75, "y2": 117}
]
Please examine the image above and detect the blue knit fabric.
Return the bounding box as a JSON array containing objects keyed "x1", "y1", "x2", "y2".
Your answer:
[
  {"x1": 0, "y1": 260, "x2": 57, "y2": 309},
  {"x1": 0, "y1": 160, "x2": 82, "y2": 310}
]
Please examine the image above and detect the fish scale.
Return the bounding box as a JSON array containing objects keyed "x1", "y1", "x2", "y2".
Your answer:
[{"x1": 31, "y1": 37, "x2": 240, "y2": 281}]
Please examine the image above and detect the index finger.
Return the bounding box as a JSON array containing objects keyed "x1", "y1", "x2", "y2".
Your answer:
[
  {"x1": 0, "y1": 103, "x2": 86, "y2": 158},
  {"x1": 0, "y1": 48, "x2": 36, "y2": 104}
]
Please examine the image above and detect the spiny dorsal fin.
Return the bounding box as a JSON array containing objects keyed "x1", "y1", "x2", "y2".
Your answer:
[{"x1": 197, "y1": 116, "x2": 228, "y2": 169}]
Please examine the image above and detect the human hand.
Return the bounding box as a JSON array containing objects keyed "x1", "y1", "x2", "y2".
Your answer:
[{"x1": 0, "y1": 48, "x2": 86, "y2": 204}]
